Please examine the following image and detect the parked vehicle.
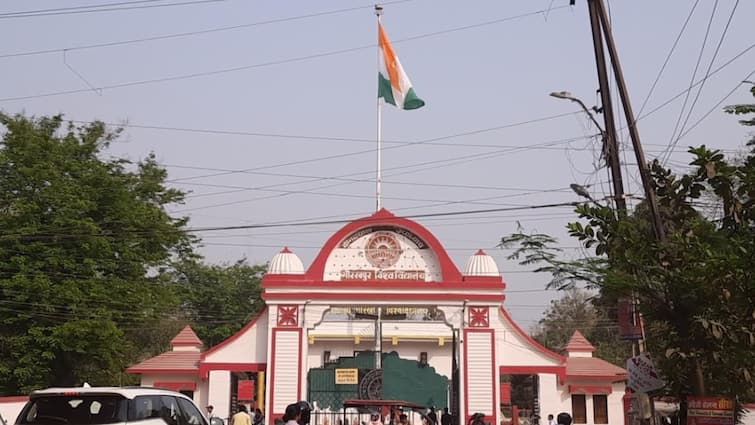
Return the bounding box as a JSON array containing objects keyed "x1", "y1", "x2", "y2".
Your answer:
[{"x1": 15, "y1": 387, "x2": 208, "y2": 425}]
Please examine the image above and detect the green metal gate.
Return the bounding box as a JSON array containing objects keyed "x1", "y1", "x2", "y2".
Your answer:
[{"x1": 308, "y1": 351, "x2": 448, "y2": 410}]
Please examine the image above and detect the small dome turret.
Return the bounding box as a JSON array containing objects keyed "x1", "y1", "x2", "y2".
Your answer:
[
  {"x1": 268, "y1": 247, "x2": 305, "y2": 274},
  {"x1": 463, "y1": 249, "x2": 500, "y2": 276}
]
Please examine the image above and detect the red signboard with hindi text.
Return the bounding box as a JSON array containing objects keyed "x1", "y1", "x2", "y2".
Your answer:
[{"x1": 687, "y1": 396, "x2": 734, "y2": 425}]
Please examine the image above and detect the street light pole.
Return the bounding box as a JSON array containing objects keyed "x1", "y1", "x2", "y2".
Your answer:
[
  {"x1": 550, "y1": 91, "x2": 604, "y2": 133},
  {"x1": 549, "y1": 90, "x2": 627, "y2": 214}
]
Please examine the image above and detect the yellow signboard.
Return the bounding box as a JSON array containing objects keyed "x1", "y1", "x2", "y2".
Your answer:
[{"x1": 335, "y1": 368, "x2": 359, "y2": 384}]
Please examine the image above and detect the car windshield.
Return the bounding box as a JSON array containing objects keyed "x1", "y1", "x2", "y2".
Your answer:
[{"x1": 17, "y1": 394, "x2": 128, "y2": 425}]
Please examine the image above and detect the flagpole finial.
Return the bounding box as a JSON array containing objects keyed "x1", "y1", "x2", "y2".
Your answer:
[{"x1": 374, "y1": 4, "x2": 383, "y2": 16}]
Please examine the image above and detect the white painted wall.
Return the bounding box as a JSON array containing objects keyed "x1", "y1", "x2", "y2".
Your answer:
[
  {"x1": 466, "y1": 332, "x2": 494, "y2": 416},
  {"x1": 742, "y1": 407, "x2": 755, "y2": 425},
  {"x1": 207, "y1": 370, "x2": 232, "y2": 421},
  {"x1": 494, "y1": 311, "x2": 561, "y2": 367},
  {"x1": 538, "y1": 374, "x2": 570, "y2": 420},
  {"x1": 322, "y1": 231, "x2": 443, "y2": 282},
  {"x1": 0, "y1": 398, "x2": 28, "y2": 425},
  {"x1": 543, "y1": 380, "x2": 625, "y2": 425},
  {"x1": 139, "y1": 373, "x2": 206, "y2": 406},
  {"x1": 270, "y1": 329, "x2": 301, "y2": 414},
  {"x1": 203, "y1": 309, "x2": 269, "y2": 364}
]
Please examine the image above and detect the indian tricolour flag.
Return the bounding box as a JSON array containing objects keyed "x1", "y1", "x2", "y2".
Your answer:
[{"x1": 378, "y1": 22, "x2": 425, "y2": 110}]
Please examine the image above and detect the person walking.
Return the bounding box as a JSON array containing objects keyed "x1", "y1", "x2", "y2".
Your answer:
[
  {"x1": 547, "y1": 415, "x2": 556, "y2": 425},
  {"x1": 232, "y1": 405, "x2": 253, "y2": 425}
]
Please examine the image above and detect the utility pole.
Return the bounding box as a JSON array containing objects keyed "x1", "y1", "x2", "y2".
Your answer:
[
  {"x1": 584, "y1": 1, "x2": 666, "y2": 425},
  {"x1": 593, "y1": 0, "x2": 665, "y2": 241},
  {"x1": 586, "y1": 0, "x2": 627, "y2": 215}
]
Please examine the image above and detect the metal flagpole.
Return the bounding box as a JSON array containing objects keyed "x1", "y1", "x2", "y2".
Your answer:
[{"x1": 375, "y1": 4, "x2": 383, "y2": 211}]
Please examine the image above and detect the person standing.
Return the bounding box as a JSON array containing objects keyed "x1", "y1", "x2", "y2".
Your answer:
[
  {"x1": 206, "y1": 406, "x2": 216, "y2": 421},
  {"x1": 441, "y1": 409, "x2": 452, "y2": 425},
  {"x1": 283, "y1": 404, "x2": 301, "y2": 425},
  {"x1": 369, "y1": 413, "x2": 382, "y2": 425},
  {"x1": 232, "y1": 405, "x2": 253, "y2": 425},
  {"x1": 253, "y1": 409, "x2": 264, "y2": 425},
  {"x1": 556, "y1": 413, "x2": 571, "y2": 425},
  {"x1": 427, "y1": 408, "x2": 438, "y2": 425},
  {"x1": 547, "y1": 415, "x2": 556, "y2": 425}
]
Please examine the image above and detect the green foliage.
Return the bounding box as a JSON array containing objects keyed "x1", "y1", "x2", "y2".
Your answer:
[
  {"x1": 0, "y1": 113, "x2": 195, "y2": 394},
  {"x1": 724, "y1": 85, "x2": 755, "y2": 127},
  {"x1": 169, "y1": 259, "x2": 266, "y2": 347},
  {"x1": 500, "y1": 88, "x2": 755, "y2": 400},
  {"x1": 530, "y1": 289, "x2": 632, "y2": 367}
]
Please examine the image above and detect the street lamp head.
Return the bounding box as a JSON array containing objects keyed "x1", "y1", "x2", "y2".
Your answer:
[{"x1": 549, "y1": 91, "x2": 574, "y2": 100}]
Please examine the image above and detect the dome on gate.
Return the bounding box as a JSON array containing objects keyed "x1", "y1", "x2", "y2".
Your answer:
[
  {"x1": 463, "y1": 249, "x2": 500, "y2": 277},
  {"x1": 268, "y1": 247, "x2": 305, "y2": 274}
]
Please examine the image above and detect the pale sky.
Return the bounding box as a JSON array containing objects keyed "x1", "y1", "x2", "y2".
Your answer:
[{"x1": 1, "y1": 0, "x2": 753, "y2": 329}]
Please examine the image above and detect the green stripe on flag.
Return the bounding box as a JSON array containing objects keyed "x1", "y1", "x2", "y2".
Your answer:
[
  {"x1": 403, "y1": 88, "x2": 425, "y2": 110},
  {"x1": 378, "y1": 73, "x2": 396, "y2": 106}
]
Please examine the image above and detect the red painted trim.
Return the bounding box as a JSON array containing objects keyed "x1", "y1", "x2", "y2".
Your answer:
[
  {"x1": 499, "y1": 307, "x2": 565, "y2": 363},
  {"x1": 300, "y1": 209, "x2": 464, "y2": 282},
  {"x1": 0, "y1": 395, "x2": 29, "y2": 402},
  {"x1": 463, "y1": 328, "x2": 496, "y2": 424},
  {"x1": 623, "y1": 388, "x2": 632, "y2": 425},
  {"x1": 744, "y1": 403, "x2": 755, "y2": 409},
  {"x1": 126, "y1": 368, "x2": 199, "y2": 374},
  {"x1": 154, "y1": 381, "x2": 197, "y2": 391},
  {"x1": 462, "y1": 276, "x2": 506, "y2": 287},
  {"x1": 499, "y1": 366, "x2": 566, "y2": 382},
  {"x1": 262, "y1": 280, "x2": 504, "y2": 290},
  {"x1": 263, "y1": 292, "x2": 505, "y2": 302},
  {"x1": 269, "y1": 327, "x2": 303, "y2": 417},
  {"x1": 201, "y1": 306, "x2": 267, "y2": 361},
  {"x1": 199, "y1": 363, "x2": 267, "y2": 378},
  {"x1": 566, "y1": 374, "x2": 626, "y2": 381},
  {"x1": 568, "y1": 384, "x2": 612, "y2": 394}
]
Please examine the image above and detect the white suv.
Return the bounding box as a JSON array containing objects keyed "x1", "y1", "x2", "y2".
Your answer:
[{"x1": 15, "y1": 387, "x2": 209, "y2": 425}]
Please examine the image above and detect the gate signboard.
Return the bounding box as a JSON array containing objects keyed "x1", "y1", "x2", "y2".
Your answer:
[
  {"x1": 687, "y1": 397, "x2": 734, "y2": 425},
  {"x1": 626, "y1": 353, "x2": 665, "y2": 393},
  {"x1": 335, "y1": 368, "x2": 359, "y2": 385}
]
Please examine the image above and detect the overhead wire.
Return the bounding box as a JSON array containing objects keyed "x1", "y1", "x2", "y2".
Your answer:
[
  {"x1": 0, "y1": 5, "x2": 572, "y2": 102},
  {"x1": 0, "y1": 201, "x2": 581, "y2": 240},
  {"x1": 0, "y1": 0, "x2": 414, "y2": 59},
  {"x1": 0, "y1": 0, "x2": 225, "y2": 19},
  {"x1": 177, "y1": 175, "x2": 578, "y2": 200},
  {"x1": 634, "y1": 0, "x2": 700, "y2": 119},
  {"x1": 673, "y1": 69, "x2": 755, "y2": 143},
  {"x1": 664, "y1": 0, "x2": 719, "y2": 158},
  {"x1": 0, "y1": 0, "x2": 189, "y2": 16},
  {"x1": 663, "y1": 0, "x2": 741, "y2": 164},
  {"x1": 170, "y1": 134, "x2": 589, "y2": 213},
  {"x1": 635, "y1": 42, "x2": 755, "y2": 122},
  {"x1": 165, "y1": 111, "x2": 582, "y2": 183}
]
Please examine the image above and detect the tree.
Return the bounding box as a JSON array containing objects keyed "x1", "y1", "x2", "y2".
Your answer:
[
  {"x1": 501, "y1": 87, "x2": 755, "y2": 401},
  {"x1": 0, "y1": 113, "x2": 195, "y2": 394},
  {"x1": 170, "y1": 259, "x2": 266, "y2": 348},
  {"x1": 530, "y1": 288, "x2": 631, "y2": 367}
]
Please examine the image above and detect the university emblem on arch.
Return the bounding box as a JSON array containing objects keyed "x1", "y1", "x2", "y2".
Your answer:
[{"x1": 364, "y1": 231, "x2": 403, "y2": 268}]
